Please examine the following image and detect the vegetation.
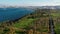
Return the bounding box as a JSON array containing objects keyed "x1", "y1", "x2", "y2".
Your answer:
[{"x1": 0, "y1": 9, "x2": 60, "y2": 34}]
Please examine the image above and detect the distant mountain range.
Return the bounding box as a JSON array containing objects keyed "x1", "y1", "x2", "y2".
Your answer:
[
  {"x1": 0, "y1": 5, "x2": 60, "y2": 9},
  {"x1": 27, "y1": 6, "x2": 60, "y2": 9}
]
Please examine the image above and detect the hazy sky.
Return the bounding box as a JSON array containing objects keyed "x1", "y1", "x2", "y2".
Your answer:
[{"x1": 0, "y1": 0, "x2": 60, "y2": 6}]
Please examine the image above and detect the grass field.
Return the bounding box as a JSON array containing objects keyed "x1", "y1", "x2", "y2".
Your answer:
[{"x1": 13, "y1": 18, "x2": 35, "y2": 28}]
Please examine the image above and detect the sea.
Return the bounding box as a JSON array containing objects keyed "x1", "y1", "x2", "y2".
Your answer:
[{"x1": 0, "y1": 7, "x2": 33, "y2": 22}]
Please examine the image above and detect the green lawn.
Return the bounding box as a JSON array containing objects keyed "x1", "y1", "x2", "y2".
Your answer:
[{"x1": 13, "y1": 17, "x2": 38, "y2": 28}]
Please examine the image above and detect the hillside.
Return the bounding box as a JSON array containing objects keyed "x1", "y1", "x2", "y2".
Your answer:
[{"x1": 0, "y1": 9, "x2": 60, "y2": 34}]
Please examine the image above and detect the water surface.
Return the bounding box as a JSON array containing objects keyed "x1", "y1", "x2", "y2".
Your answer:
[{"x1": 0, "y1": 8, "x2": 33, "y2": 22}]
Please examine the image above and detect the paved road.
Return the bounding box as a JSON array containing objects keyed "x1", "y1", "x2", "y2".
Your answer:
[{"x1": 49, "y1": 17, "x2": 56, "y2": 34}]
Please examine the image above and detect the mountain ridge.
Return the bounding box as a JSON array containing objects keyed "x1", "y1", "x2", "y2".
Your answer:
[{"x1": 0, "y1": 5, "x2": 60, "y2": 9}]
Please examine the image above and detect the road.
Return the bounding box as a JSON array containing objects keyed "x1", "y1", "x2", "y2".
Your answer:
[{"x1": 49, "y1": 17, "x2": 56, "y2": 34}]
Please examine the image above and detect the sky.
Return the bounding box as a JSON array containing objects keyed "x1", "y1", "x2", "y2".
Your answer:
[{"x1": 0, "y1": 0, "x2": 60, "y2": 6}]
